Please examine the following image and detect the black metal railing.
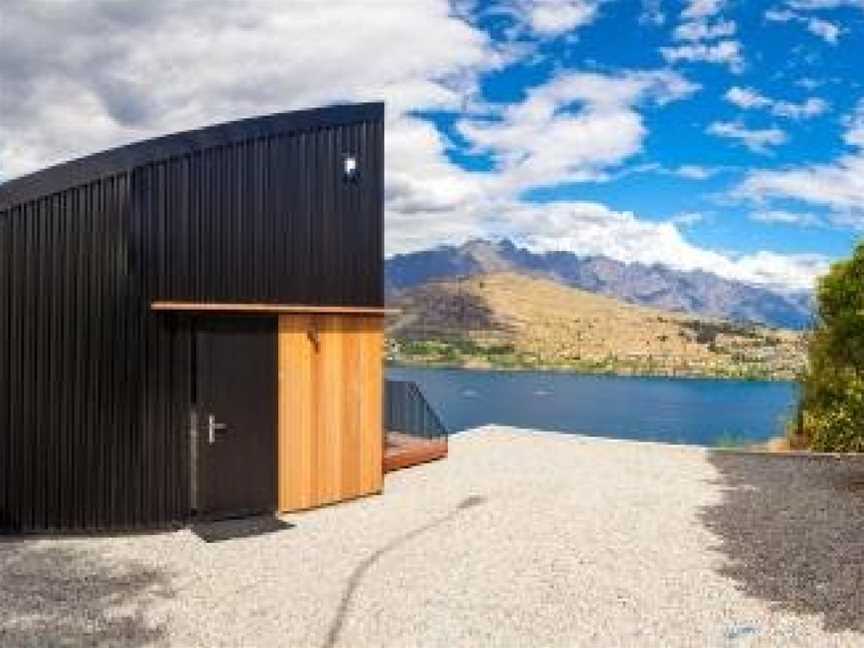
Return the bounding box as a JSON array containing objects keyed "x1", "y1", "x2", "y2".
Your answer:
[{"x1": 384, "y1": 380, "x2": 448, "y2": 440}]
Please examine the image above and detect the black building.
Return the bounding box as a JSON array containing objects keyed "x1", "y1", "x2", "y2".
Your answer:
[{"x1": 0, "y1": 102, "x2": 388, "y2": 533}]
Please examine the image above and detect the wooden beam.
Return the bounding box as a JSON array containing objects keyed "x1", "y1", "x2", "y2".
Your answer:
[{"x1": 150, "y1": 301, "x2": 399, "y2": 316}]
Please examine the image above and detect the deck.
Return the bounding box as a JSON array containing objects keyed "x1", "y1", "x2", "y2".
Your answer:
[{"x1": 383, "y1": 432, "x2": 448, "y2": 473}]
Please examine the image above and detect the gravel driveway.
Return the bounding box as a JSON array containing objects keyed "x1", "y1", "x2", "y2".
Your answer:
[{"x1": 3, "y1": 425, "x2": 864, "y2": 647}]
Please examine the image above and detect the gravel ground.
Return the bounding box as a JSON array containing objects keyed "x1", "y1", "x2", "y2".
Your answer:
[{"x1": 3, "y1": 425, "x2": 864, "y2": 647}]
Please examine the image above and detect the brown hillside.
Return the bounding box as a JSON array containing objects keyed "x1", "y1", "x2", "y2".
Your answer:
[{"x1": 388, "y1": 272, "x2": 806, "y2": 379}]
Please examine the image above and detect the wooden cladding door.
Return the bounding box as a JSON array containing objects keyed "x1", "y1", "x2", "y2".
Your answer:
[{"x1": 278, "y1": 314, "x2": 383, "y2": 511}]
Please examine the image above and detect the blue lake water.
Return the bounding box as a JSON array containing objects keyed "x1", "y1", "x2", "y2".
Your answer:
[{"x1": 387, "y1": 366, "x2": 800, "y2": 446}]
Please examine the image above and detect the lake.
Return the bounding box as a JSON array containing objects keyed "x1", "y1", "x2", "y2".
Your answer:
[{"x1": 387, "y1": 366, "x2": 800, "y2": 446}]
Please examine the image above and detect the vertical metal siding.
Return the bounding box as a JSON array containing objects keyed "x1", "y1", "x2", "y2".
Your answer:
[
  {"x1": 140, "y1": 121, "x2": 384, "y2": 306},
  {"x1": 0, "y1": 208, "x2": 8, "y2": 529},
  {"x1": 0, "y1": 176, "x2": 189, "y2": 532},
  {"x1": 0, "y1": 105, "x2": 384, "y2": 532}
]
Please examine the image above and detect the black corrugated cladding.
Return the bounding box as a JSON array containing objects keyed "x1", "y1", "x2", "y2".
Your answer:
[{"x1": 0, "y1": 103, "x2": 385, "y2": 532}]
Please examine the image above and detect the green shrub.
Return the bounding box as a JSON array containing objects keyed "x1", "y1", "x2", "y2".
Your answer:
[{"x1": 797, "y1": 241, "x2": 864, "y2": 451}]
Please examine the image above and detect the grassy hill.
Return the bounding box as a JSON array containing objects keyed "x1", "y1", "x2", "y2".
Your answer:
[{"x1": 387, "y1": 272, "x2": 806, "y2": 380}]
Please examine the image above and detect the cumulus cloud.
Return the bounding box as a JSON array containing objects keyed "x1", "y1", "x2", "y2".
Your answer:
[
  {"x1": 670, "y1": 211, "x2": 706, "y2": 225},
  {"x1": 660, "y1": 39, "x2": 744, "y2": 72},
  {"x1": 0, "y1": 0, "x2": 504, "y2": 181},
  {"x1": 0, "y1": 1, "x2": 829, "y2": 292},
  {"x1": 734, "y1": 99, "x2": 864, "y2": 214},
  {"x1": 526, "y1": 0, "x2": 601, "y2": 35},
  {"x1": 738, "y1": 155, "x2": 864, "y2": 210},
  {"x1": 499, "y1": 201, "x2": 828, "y2": 291},
  {"x1": 675, "y1": 164, "x2": 718, "y2": 179},
  {"x1": 749, "y1": 209, "x2": 823, "y2": 226},
  {"x1": 724, "y1": 86, "x2": 828, "y2": 119},
  {"x1": 724, "y1": 87, "x2": 772, "y2": 110},
  {"x1": 673, "y1": 19, "x2": 736, "y2": 41},
  {"x1": 496, "y1": 0, "x2": 603, "y2": 36},
  {"x1": 661, "y1": 0, "x2": 744, "y2": 72},
  {"x1": 682, "y1": 0, "x2": 725, "y2": 19},
  {"x1": 842, "y1": 98, "x2": 864, "y2": 146},
  {"x1": 806, "y1": 17, "x2": 842, "y2": 42},
  {"x1": 707, "y1": 121, "x2": 788, "y2": 154},
  {"x1": 389, "y1": 191, "x2": 828, "y2": 291},
  {"x1": 786, "y1": 0, "x2": 864, "y2": 10},
  {"x1": 765, "y1": 7, "x2": 844, "y2": 44},
  {"x1": 456, "y1": 69, "x2": 698, "y2": 192}
]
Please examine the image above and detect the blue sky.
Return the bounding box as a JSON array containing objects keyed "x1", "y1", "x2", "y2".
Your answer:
[
  {"x1": 2, "y1": 1, "x2": 863, "y2": 292},
  {"x1": 426, "y1": 0, "x2": 864, "y2": 290}
]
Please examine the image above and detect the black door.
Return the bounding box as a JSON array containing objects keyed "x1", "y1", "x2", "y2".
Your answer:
[{"x1": 195, "y1": 317, "x2": 277, "y2": 519}]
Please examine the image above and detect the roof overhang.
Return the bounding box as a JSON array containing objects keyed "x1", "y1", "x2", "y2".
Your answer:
[{"x1": 151, "y1": 302, "x2": 398, "y2": 316}]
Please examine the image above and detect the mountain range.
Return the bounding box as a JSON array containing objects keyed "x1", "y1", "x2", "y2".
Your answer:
[{"x1": 385, "y1": 239, "x2": 814, "y2": 330}]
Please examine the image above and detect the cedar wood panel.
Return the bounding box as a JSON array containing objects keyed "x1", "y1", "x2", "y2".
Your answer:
[{"x1": 278, "y1": 314, "x2": 383, "y2": 511}]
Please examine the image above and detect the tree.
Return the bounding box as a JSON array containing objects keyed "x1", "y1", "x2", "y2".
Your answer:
[{"x1": 798, "y1": 241, "x2": 864, "y2": 451}]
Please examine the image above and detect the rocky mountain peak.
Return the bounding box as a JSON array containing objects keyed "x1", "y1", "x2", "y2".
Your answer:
[{"x1": 385, "y1": 239, "x2": 814, "y2": 330}]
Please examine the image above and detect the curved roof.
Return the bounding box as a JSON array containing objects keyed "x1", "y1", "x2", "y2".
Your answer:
[{"x1": 0, "y1": 102, "x2": 384, "y2": 211}]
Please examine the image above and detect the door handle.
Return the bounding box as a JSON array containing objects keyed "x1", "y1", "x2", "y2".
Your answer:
[{"x1": 207, "y1": 414, "x2": 228, "y2": 445}]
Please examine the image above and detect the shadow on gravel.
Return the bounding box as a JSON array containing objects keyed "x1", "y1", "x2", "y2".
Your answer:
[
  {"x1": 323, "y1": 495, "x2": 488, "y2": 648},
  {"x1": 702, "y1": 452, "x2": 864, "y2": 634},
  {"x1": 0, "y1": 540, "x2": 173, "y2": 646}
]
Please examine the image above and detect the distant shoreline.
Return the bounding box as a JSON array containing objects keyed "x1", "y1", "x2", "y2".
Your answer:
[{"x1": 386, "y1": 359, "x2": 797, "y2": 384}]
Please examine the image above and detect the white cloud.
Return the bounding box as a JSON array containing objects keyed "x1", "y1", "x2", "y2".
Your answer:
[
  {"x1": 0, "y1": 1, "x2": 505, "y2": 181},
  {"x1": 787, "y1": 0, "x2": 864, "y2": 9},
  {"x1": 0, "y1": 1, "x2": 828, "y2": 294},
  {"x1": 796, "y1": 77, "x2": 824, "y2": 90},
  {"x1": 675, "y1": 164, "x2": 718, "y2": 179},
  {"x1": 806, "y1": 17, "x2": 842, "y2": 43},
  {"x1": 765, "y1": 7, "x2": 843, "y2": 44},
  {"x1": 388, "y1": 195, "x2": 828, "y2": 291},
  {"x1": 843, "y1": 99, "x2": 864, "y2": 146},
  {"x1": 724, "y1": 86, "x2": 828, "y2": 119},
  {"x1": 682, "y1": 0, "x2": 725, "y2": 19},
  {"x1": 660, "y1": 40, "x2": 744, "y2": 72},
  {"x1": 730, "y1": 251, "x2": 830, "y2": 292},
  {"x1": 707, "y1": 121, "x2": 788, "y2": 153},
  {"x1": 456, "y1": 69, "x2": 698, "y2": 192},
  {"x1": 614, "y1": 162, "x2": 722, "y2": 181},
  {"x1": 735, "y1": 99, "x2": 864, "y2": 212},
  {"x1": 725, "y1": 87, "x2": 772, "y2": 109},
  {"x1": 749, "y1": 209, "x2": 823, "y2": 226},
  {"x1": 773, "y1": 97, "x2": 829, "y2": 119},
  {"x1": 673, "y1": 19, "x2": 736, "y2": 41},
  {"x1": 663, "y1": 0, "x2": 743, "y2": 71},
  {"x1": 499, "y1": 201, "x2": 828, "y2": 291},
  {"x1": 738, "y1": 155, "x2": 864, "y2": 210},
  {"x1": 765, "y1": 9, "x2": 798, "y2": 21},
  {"x1": 499, "y1": 0, "x2": 603, "y2": 36},
  {"x1": 670, "y1": 211, "x2": 706, "y2": 225},
  {"x1": 385, "y1": 116, "x2": 486, "y2": 216}
]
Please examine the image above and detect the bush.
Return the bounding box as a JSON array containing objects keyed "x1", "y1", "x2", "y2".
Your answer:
[{"x1": 797, "y1": 242, "x2": 864, "y2": 451}]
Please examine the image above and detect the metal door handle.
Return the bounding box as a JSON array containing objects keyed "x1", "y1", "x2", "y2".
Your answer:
[{"x1": 207, "y1": 414, "x2": 228, "y2": 444}]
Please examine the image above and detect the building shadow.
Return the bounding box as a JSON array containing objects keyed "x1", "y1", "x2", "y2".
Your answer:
[
  {"x1": 702, "y1": 452, "x2": 864, "y2": 634},
  {"x1": 0, "y1": 539, "x2": 173, "y2": 646},
  {"x1": 191, "y1": 514, "x2": 294, "y2": 543}
]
